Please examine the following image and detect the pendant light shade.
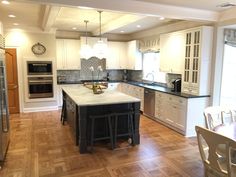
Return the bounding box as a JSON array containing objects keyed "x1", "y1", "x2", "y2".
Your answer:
[
  {"x1": 93, "y1": 11, "x2": 108, "y2": 59},
  {"x1": 80, "y1": 20, "x2": 93, "y2": 59}
]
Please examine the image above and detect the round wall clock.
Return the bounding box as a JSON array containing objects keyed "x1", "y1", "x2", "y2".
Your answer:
[{"x1": 31, "y1": 42, "x2": 46, "y2": 55}]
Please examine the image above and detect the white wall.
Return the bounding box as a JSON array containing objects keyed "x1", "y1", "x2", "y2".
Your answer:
[{"x1": 5, "y1": 30, "x2": 58, "y2": 112}]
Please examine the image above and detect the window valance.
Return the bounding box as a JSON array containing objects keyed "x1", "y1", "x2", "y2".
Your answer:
[
  {"x1": 224, "y1": 29, "x2": 236, "y2": 47},
  {"x1": 139, "y1": 36, "x2": 160, "y2": 53}
]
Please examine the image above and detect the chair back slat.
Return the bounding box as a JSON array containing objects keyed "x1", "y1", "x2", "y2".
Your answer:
[{"x1": 204, "y1": 106, "x2": 236, "y2": 130}]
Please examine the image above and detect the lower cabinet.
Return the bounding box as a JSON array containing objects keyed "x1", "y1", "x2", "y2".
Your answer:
[
  {"x1": 155, "y1": 91, "x2": 209, "y2": 136},
  {"x1": 65, "y1": 95, "x2": 78, "y2": 144},
  {"x1": 57, "y1": 84, "x2": 80, "y2": 107},
  {"x1": 118, "y1": 83, "x2": 144, "y2": 112}
]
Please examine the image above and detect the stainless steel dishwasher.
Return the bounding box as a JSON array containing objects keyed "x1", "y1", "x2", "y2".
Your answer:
[{"x1": 144, "y1": 88, "x2": 155, "y2": 118}]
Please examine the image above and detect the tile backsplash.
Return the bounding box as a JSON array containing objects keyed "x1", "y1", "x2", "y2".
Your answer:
[
  {"x1": 80, "y1": 57, "x2": 106, "y2": 80},
  {"x1": 57, "y1": 57, "x2": 180, "y2": 85},
  {"x1": 56, "y1": 67, "x2": 180, "y2": 86},
  {"x1": 166, "y1": 73, "x2": 182, "y2": 88}
]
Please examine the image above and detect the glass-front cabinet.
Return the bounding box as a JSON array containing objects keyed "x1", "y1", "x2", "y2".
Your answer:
[{"x1": 182, "y1": 26, "x2": 213, "y2": 96}]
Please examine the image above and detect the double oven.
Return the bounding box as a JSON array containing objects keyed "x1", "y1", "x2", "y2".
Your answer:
[{"x1": 27, "y1": 61, "x2": 53, "y2": 99}]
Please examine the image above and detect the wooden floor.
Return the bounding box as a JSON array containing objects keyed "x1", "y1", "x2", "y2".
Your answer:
[{"x1": 0, "y1": 111, "x2": 204, "y2": 177}]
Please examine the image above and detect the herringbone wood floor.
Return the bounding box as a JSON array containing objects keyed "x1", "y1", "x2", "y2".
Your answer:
[{"x1": 0, "y1": 111, "x2": 204, "y2": 177}]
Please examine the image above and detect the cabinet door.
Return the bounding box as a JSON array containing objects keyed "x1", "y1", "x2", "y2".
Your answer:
[
  {"x1": 57, "y1": 85, "x2": 63, "y2": 107},
  {"x1": 0, "y1": 22, "x2": 3, "y2": 35},
  {"x1": 119, "y1": 42, "x2": 128, "y2": 69},
  {"x1": 164, "y1": 96, "x2": 175, "y2": 124},
  {"x1": 65, "y1": 39, "x2": 81, "y2": 70},
  {"x1": 107, "y1": 42, "x2": 120, "y2": 69},
  {"x1": 160, "y1": 32, "x2": 185, "y2": 73},
  {"x1": 174, "y1": 104, "x2": 186, "y2": 131},
  {"x1": 127, "y1": 40, "x2": 142, "y2": 70},
  {"x1": 56, "y1": 39, "x2": 65, "y2": 69},
  {"x1": 182, "y1": 30, "x2": 201, "y2": 95},
  {"x1": 190, "y1": 30, "x2": 201, "y2": 90},
  {"x1": 173, "y1": 97, "x2": 186, "y2": 131}
]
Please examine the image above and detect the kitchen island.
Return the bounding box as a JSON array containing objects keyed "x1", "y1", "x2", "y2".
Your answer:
[{"x1": 62, "y1": 85, "x2": 140, "y2": 153}]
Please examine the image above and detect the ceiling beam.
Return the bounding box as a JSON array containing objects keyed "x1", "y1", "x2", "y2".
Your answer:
[
  {"x1": 92, "y1": 14, "x2": 146, "y2": 36},
  {"x1": 41, "y1": 5, "x2": 61, "y2": 32},
  {"x1": 23, "y1": 0, "x2": 219, "y2": 22}
]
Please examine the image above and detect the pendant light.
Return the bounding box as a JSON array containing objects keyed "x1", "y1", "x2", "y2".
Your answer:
[
  {"x1": 93, "y1": 11, "x2": 108, "y2": 59},
  {"x1": 80, "y1": 20, "x2": 93, "y2": 59}
]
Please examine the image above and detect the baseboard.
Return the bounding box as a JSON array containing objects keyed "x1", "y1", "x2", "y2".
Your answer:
[{"x1": 23, "y1": 106, "x2": 59, "y2": 113}]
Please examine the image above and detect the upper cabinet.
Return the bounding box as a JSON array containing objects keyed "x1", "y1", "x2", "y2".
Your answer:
[
  {"x1": 127, "y1": 40, "x2": 142, "y2": 70},
  {"x1": 160, "y1": 31, "x2": 185, "y2": 74},
  {"x1": 0, "y1": 21, "x2": 3, "y2": 35},
  {"x1": 106, "y1": 41, "x2": 127, "y2": 69},
  {"x1": 182, "y1": 26, "x2": 213, "y2": 96},
  {"x1": 56, "y1": 39, "x2": 81, "y2": 70},
  {"x1": 107, "y1": 40, "x2": 142, "y2": 70}
]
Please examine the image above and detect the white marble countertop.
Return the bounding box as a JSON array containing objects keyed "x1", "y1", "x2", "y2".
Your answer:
[{"x1": 62, "y1": 85, "x2": 140, "y2": 106}]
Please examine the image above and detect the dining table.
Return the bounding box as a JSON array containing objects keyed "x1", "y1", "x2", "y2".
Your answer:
[
  {"x1": 213, "y1": 122, "x2": 236, "y2": 163},
  {"x1": 213, "y1": 122, "x2": 236, "y2": 141}
]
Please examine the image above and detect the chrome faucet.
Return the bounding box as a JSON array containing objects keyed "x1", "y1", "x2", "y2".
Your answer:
[{"x1": 145, "y1": 73, "x2": 155, "y2": 83}]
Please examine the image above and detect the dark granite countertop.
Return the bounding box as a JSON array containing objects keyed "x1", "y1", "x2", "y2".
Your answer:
[
  {"x1": 57, "y1": 80, "x2": 210, "y2": 99},
  {"x1": 57, "y1": 80, "x2": 122, "y2": 85},
  {"x1": 127, "y1": 81, "x2": 210, "y2": 99},
  {"x1": 57, "y1": 81, "x2": 83, "y2": 85}
]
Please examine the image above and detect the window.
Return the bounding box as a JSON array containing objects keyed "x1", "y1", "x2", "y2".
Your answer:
[
  {"x1": 220, "y1": 44, "x2": 236, "y2": 106},
  {"x1": 142, "y1": 52, "x2": 166, "y2": 83}
]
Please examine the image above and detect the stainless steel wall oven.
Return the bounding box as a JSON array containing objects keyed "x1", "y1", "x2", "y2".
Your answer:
[
  {"x1": 28, "y1": 76, "x2": 53, "y2": 99},
  {"x1": 27, "y1": 61, "x2": 52, "y2": 75}
]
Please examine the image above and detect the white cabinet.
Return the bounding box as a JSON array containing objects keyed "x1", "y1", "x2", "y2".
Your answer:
[
  {"x1": 118, "y1": 83, "x2": 144, "y2": 111},
  {"x1": 154, "y1": 91, "x2": 208, "y2": 136},
  {"x1": 182, "y1": 26, "x2": 213, "y2": 96},
  {"x1": 127, "y1": 40, "x2": 142, "y2": 70},
  {"x1": 160, "y1": 31, "x2": 185, "y2": 74},
  {"x1": 57, "y1": 84, "x2": 80, "y2": 107},
  {"x1": 56, "y1": 39, "x2": 81, "y2": 70},
  {"x1": 155, "y1": 92, "x2": 186, "y2": 131},
  {"x1": 0, "y1": 21, "x2": 3, "y2": 35},
  {"x1": 107, "y1": 42, "x2": 127, "y2": 69}
]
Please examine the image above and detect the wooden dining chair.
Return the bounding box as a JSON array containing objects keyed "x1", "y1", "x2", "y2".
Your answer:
[
  {"x1": 204, "y1": 106, "x2": 224, "y2": 130},
  {"x1": 230, "y1": 109, "x2": 236, "y2": 122},
  {"x1": 195, "y1": 126, "x2": 236, "y2": 177}
]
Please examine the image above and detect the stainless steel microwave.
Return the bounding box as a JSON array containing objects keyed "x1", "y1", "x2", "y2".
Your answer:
[{"x1": 27, "y1": 61, "x2": 52, "y2": 75}]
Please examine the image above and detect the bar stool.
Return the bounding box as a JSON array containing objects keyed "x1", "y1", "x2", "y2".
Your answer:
[
  {"x1": 89, "y1": 113, "x2": 114, "y2": 152},
  {"x1": 113, "y1": 110, "x2": 135, "y2": 148},
  {"x1": 61, "y1": 97, "x2": 66, "y2": 125}
]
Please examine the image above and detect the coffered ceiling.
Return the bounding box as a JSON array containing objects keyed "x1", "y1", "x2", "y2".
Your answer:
[
  {"x1": 0, "y1": 1, "x2": 177, "y2": 34},
  {"x1": 1, "y1": 0, "x2": 236, "y2": 34},
  {"x1": 134, "y1": 0, "x2": 236, "y2": 11}
]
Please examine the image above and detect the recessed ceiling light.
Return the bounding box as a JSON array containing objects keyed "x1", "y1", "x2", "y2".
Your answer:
[
  {"x1": 136, "y1": 25, "x2": 141, "y2": 28},
  {"x1": 120, "y1": 30, "x2": 124, "y2": 33},
  {"x1": 72, "y1": 27, "x2": 77, "y2": 30},
  {"x1": 8, "y1": 14, "x2": 16, "y2": 18},
  {"x1": 13, "y1": 23, "x2": 19, "y2": 26},
  {"x1": 159, "y1": 17, "x2": 165, "y2": 20},
  {"x1": 78, "y1": 6, "x2": 94, "y2": 10},
  {"x1": 1, "y1": 0, "x2": 10, "y2": 5}
]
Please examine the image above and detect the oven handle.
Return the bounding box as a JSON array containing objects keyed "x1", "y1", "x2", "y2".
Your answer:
[{"x1": 28, "y1": 80, "x2": 53, "y2": 84}]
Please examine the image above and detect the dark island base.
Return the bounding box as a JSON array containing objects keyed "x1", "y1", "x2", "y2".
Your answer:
[{"x1": 78, "y1": 103, "x2": 140, "y2": 153}]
